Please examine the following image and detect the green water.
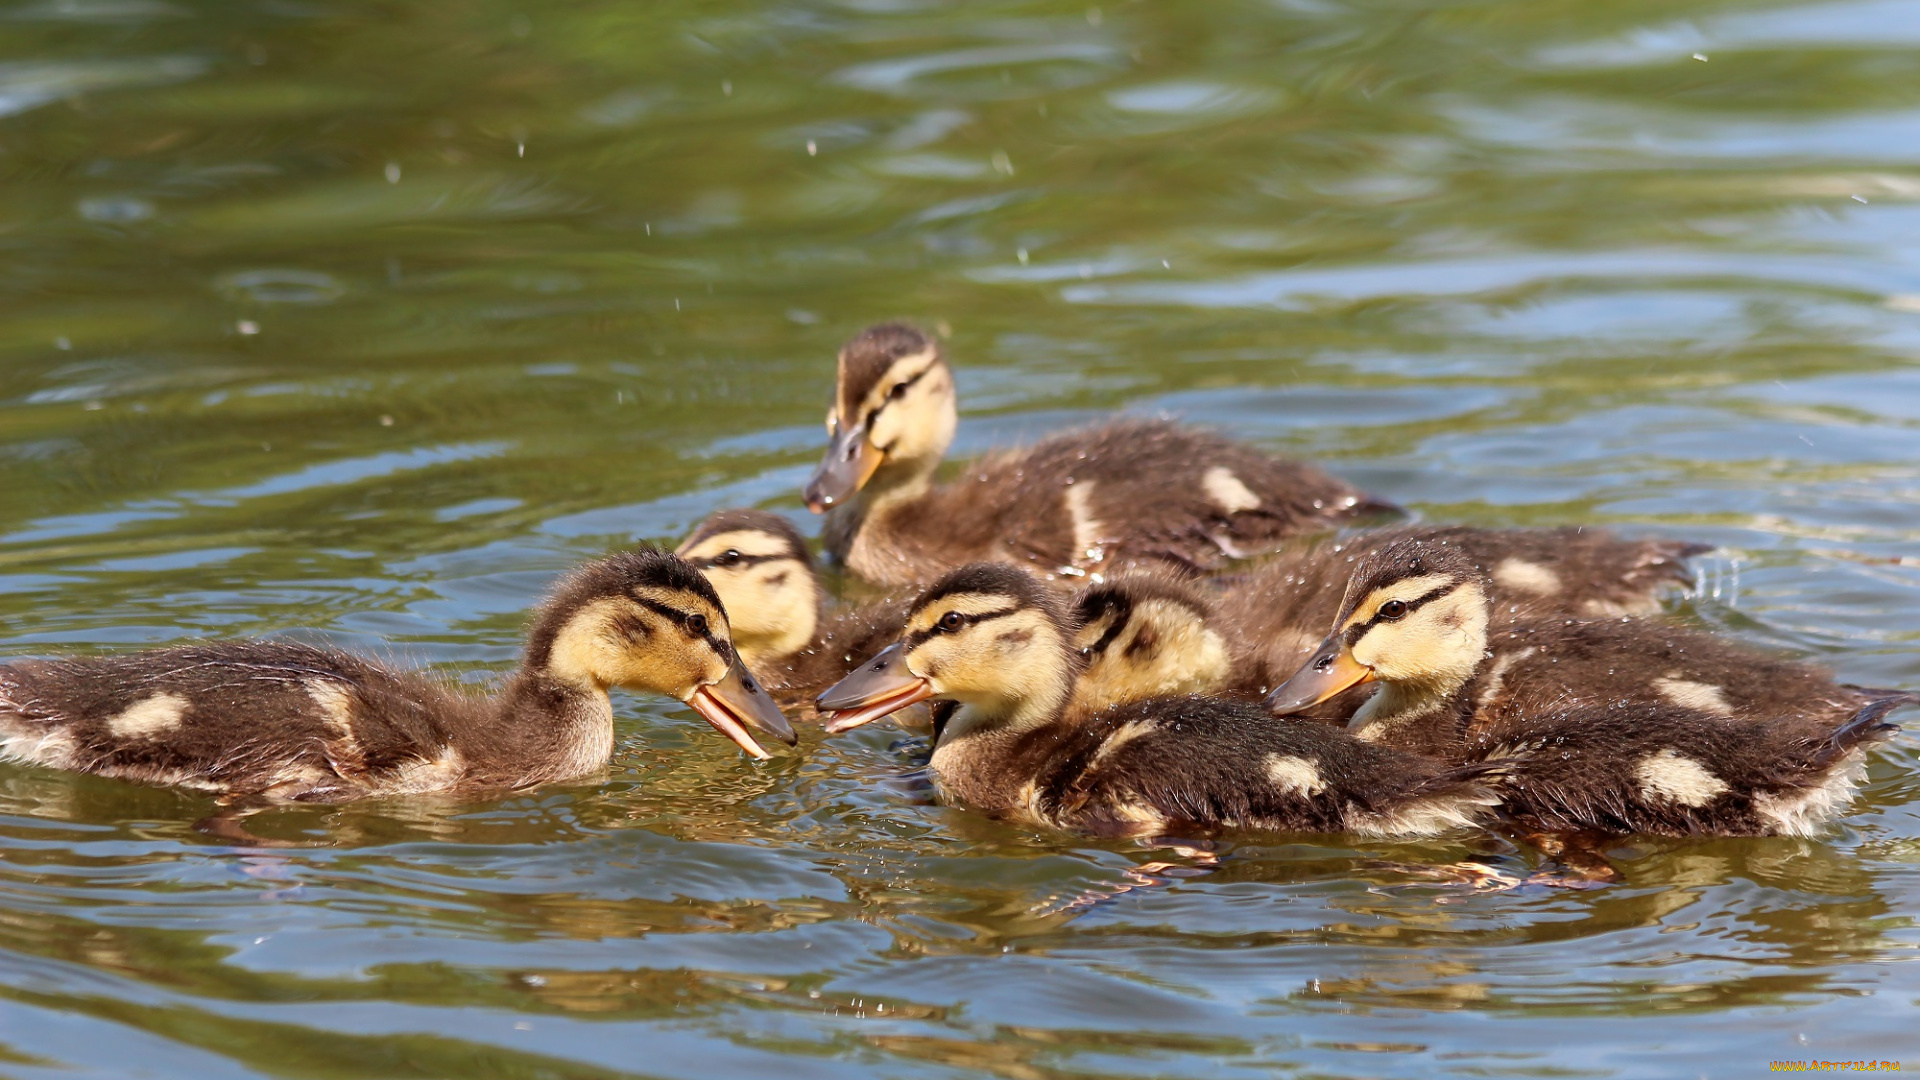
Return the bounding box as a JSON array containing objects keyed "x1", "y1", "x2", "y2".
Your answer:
[{"x1": 1, "y1": 0, "x2": 1918, "y2": 1075}]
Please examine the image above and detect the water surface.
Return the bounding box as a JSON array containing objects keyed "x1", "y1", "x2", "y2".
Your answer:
[{"x1": 0, "y1": 0, "x2": 1917, "y2": 1076}]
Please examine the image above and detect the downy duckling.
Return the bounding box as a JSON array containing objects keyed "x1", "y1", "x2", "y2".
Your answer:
[
  {"x1": 0, "y1": 550, "x2": 795, "y2": 803},
  {"x1": 676, "y1": 508, "x2": 913, "y2": 712},
  {"x1": 815, "y1": 563, "x2": 1497, "y2": 839},
  {"x1": 1221, "y1": 525, "x2": 1709, "y2": 697},
  {"x1": 1265, "y1": 535, "x2": 1910, "y2": 836},
  {"x1": 803, "y1": 323, "x2": 1393, "y2": 586}
]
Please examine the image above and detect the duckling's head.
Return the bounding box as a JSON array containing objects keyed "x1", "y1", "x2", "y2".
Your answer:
[
  {"x1": 1071, "y1": 572, "x2": 1230, "y2": 710},
  {"x1": 527, "y1": 549, "x2": 796, "y2": 757},
  {"x1": 803, "y1": 322, "x2": 957, "y2": 512},
  {"x1": 1266, "y1": 537, "x2": 1490, "y2": 716},
  {"x1": 675, "y1": 509, "x2": 820, "y2": 664},
  {"x1": 815, "y1": 562, "x2": 1079, "y2": 740}
]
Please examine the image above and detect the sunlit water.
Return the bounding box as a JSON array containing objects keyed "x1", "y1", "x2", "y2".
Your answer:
[{"x1": 0, "y1": 0, "x2": 1917, "y2": 1076}]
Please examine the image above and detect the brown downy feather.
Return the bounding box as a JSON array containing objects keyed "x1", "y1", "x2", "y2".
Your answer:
[{"x1": 1481, "y1": 699, "x2": 1900, "y2": 837}]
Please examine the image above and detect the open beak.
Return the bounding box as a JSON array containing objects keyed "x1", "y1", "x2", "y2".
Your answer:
[
  {"x1": 685, "y1": 656, "x2": 796, "y2": 759},
  {"x1": 804, "y1": 421, "x2": 884, "y2": 512},
  {"x1": 1266, "y1": 636, "x2": 1376, "y2": 715},
  {"x1": 816, "y1": 643, "x2": 935, "y2": 734}
]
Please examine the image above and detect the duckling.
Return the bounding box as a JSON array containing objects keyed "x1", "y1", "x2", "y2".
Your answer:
[
  {"x1": 1265, "y1": 535, "x2": 1910, "y2": 836},
  {"x1": 0, "y1": 549, "x2": 795, "y2": 803},
  {"x1": 1221, "y1": 525, "x2": 1709, "y2": 697},
  {"x1": 815, "y1": 563, "x2": 1497, "y2": 839},
  {"x1": 676, "y1": 508, "x2": 913, "y2": 712},
  {"x1": 803, "y1": 323, "x2": 1393, "y2": 586},
  {"x1": 1067, "y1": 524, "x2": 1705, "y2": 717}
]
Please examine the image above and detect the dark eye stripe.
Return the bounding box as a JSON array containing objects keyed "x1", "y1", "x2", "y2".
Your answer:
[
  {"x1": 696, "y1": 552, "x2": 790, "y2": 569},
  {"x1": 864, "y1": 364, "x2": 934, "y2": 424},
  {"x1": 632, "y1": 596, "x2": 732, "y2": 661},
  {"x1": 903, "y1": 606, "x2": 1015, "y2": 648},
  {"x1": 1081, "y1": 596, "x2": 1134, "y2": 658},
  {"x1": 1343, "y1": 583, "x2": 1456, "y2": 645}
]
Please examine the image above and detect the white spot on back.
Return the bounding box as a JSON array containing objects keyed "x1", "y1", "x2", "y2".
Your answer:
[
  {"x1": 1202, "y1": 466, "x2": 1261, "y2": 515},
  {"x1": 1265, "y1": 754, "x2": 1326, "y2": 797},
  {"x1": 306, "y1": 680, "x2": 356, "y2": 737},
  {"x1": 1493, "y1": 558, "x2": 1561, "y2": 596},
  {"x1": 1653, "y1": 677, "x2": 1735, "y2": 717},
  {"x1": 1635, "y1": 748, "x2": 1730, "y2": 808},
  {"x1": 1064, "y1": 480, "x2": 1102, "y2": 559},
  {"x1": 108, "y1": 692, "x2": 189, "y2": 739},
  {"x1": 1088, "y1": 719, "x2": 1156, "y2": 768}
]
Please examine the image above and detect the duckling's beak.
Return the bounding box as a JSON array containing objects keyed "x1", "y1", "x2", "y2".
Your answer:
[
  {"x1": 686, "y1": 656, "x2": 796, "y2": 759},
  {"x1": 1266, "y1": 636, "x2": 1375, "y2": 715},
  {"x1": 816, "y1": 643, "x2": 934, "y2": 734},
  {"x1": 804, "y1": 421, "x2": 884, "y2": 512}
]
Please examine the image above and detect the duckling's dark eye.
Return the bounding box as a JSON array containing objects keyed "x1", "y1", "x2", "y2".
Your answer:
[
  {"x1": 685, "y1": 613, "x2": 709, "y2": 636},
  {"x1": 711, "y1": 550, "x2": 742, "y2": 568},
  {"x1": 1377, "y1": 599, "x2": 1409, "y2": 621},
  {"x1": 938, "y1": 611, "x2": 964, "y2": 632},
  {"x1": 888, "y1": 381, "x2": 909, "y2": 400}
]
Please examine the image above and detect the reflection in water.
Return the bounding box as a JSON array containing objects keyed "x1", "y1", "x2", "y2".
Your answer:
[{"x1": 0, "y1": 0, "x2": 1918, "y2": 1075}]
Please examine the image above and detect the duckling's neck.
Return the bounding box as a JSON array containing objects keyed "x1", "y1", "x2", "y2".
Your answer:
[
  {"x1": 929, "y1": 658, "x2": 1076, "y2": 812},
  {"x1": 490, "y1": 671, "x2": 617, "y2": 784},
  {"x1": 822, "y1": 454, "x2": 941, "y2": 568}
]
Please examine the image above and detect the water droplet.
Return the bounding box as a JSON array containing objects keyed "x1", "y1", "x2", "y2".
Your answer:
[
  {"x1": 1017, "y1": 247, "x2": 1029, "y2": 265},
  {"x1": 806, "y1": 139, "x2": 817, "y2": 156},
  {"x1": 384, "y1": 162, "x2": 401, "y2": 184},
  {"x1": 236, "y1": 320, "x2": 260, "y2": 336}
]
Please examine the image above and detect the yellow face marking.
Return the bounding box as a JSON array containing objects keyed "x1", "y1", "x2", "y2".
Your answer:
[
  {"x1": 108, "y1": 692, "x2": 188, "y2": 739},
  {"x1": 677, "y1": 529, "x2": 797, "y2": 563},
  {"x1": 854, "y1": 349, "x2": 940, "y2": 422},
  {"x1": 906, "y1": 592, "x2": 1019, "y2": 634},
  {"x1": 1340, "y1": 573, "x2": 1454, "y2": 631}
]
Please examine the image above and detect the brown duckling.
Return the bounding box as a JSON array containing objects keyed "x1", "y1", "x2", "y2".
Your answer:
[
  {"x1": 1070, "y1": 526, "x2": 1707, "y2": 716},
  {"x1": 1221, "y1": 524, "x2": 1709, "y2": 697},
  {"x1": 1265, "y1": 535, "x2": 1910, "y2": 836},
  {"x1": 0, "y1": 549, "x2": 795, "y2": 803},
  {"x1": 815, "y1": 563, "x2": 1497, "y2": 839},
  {"x1": 676, "y1": 508, "x2": 913, "y2": 713},
  {"x1": 802, "y1": 322, "x2": 1392, "y2": 586}
]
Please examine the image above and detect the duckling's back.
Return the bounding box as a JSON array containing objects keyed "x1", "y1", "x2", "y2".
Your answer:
[
  {"x1": 1012, "y1": 696, "x2": 1498, "y2": 838},
  {"x1": 0, "y1": 642, "x2": 487, "y2": 801}
]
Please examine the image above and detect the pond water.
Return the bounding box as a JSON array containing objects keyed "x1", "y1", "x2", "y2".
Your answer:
[{"x1": 1, "y1": 0, "x2": 1918, "y2": 1076}]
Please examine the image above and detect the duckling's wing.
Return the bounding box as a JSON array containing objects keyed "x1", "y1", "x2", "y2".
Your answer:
[
  {"x1": 1478, "y1": 701, "x2": 1900, "y2": 837},
  {"x1": 1046, "y1": 699, "x2": 1496, "y2": 838}
]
